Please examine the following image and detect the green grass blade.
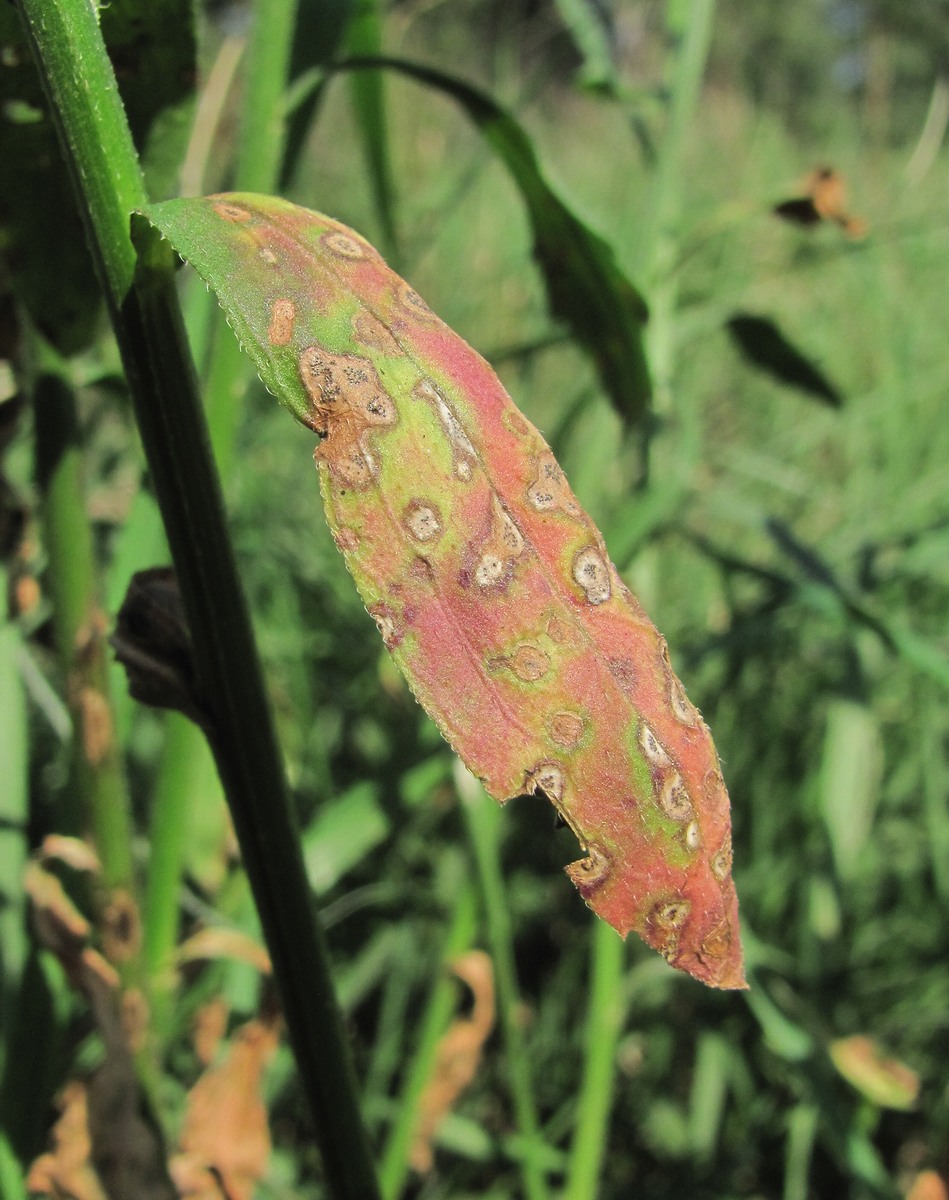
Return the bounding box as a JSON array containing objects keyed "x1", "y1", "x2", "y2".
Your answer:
[
  {"x1": 337, "y1": 55, "x2": 652, "y2": 428},
  {"x1": 379, "y1": 881, "x2": 478, "y2": 1199},
  {"x1": 0, "y1": 568, "x2": 29, "y2": 1063},
  {"x1": 346, "y1": 0, "x2": 400, "y2": 261},
  {"x1": 552, "y1": 0, "x2": 618, "y2": 91},
  {"x1": 236, "y1": 0, "x2": 300, "y2": 195},
  {"x1": 564, "y1": 919, "x2": 625, "y2": 1200},
  {"x1": 457, "y1": 766, "x2": 552, "y2": 1200}
]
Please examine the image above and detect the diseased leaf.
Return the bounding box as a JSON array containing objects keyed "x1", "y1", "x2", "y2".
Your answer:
[{"x1": 139, "y1": 193, "x2": 743, "y2": 989}]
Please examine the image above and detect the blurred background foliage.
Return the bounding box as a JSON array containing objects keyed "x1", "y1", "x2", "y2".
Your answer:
[{"x1": 2, "y1": 0, "x2": 949, "y2": 1197}]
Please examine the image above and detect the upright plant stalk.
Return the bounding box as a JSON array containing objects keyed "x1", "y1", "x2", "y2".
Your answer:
[
  {"x1": 564, "y1": 919, "x2": 626, "y2": 1199},
  {"x1": 379, "y1": 883, "x2": 478, "y2": 1199},
  {"x1": 456, "y1": 769, "x2": 551, "y2": 1200},
  {"x1": 0, "y1": 564, "x2": 29, "y2": 1064},
  {"x1": 143, "y1": 0, "x2": 303, "y2": 1028},
  {"x1": 200, "y1": 0, "x2": 303, "y2": 460},
  {"x1": 15, "y1": 2, "x2": 380, "y2": 1195},
  {"x1": 33, "y1": 361, "x2": 137, "y2": 901},
  {"x1": 642, "y1": 0, "x2": 717, "y2": 411}
]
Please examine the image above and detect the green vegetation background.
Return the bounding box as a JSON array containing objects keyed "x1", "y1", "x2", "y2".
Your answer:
[{"x1": 2, "y1": 0, "x2": 949, "y2": 1197}]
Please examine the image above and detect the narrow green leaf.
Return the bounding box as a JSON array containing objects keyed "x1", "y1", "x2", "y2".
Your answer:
[
  {"x1": 818, "y1": 699, "x2": 883, "y2": 882},
  {"x1": 302, "y1": 780, "x2": 390, "y2": 893},
  {"x1": 552, "y1": 0, "x2": 618, "y2": 92},
  {"x1": 0, "y1": 574, "x2": 29, "y2": 1055},
  {"x1": 345, "y1": 0, "x2": 399, "y2": 260},
  {"x1": 337, "y1": 56, "x2": 652, "y2": 427}
]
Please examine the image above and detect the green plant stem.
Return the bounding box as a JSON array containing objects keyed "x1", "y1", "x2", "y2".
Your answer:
[
  {"x1": 32, "y1": 361, "x2": 137, "y2": 897},
  {"x1": 0, "y1": 568, "x2": 29, "y2": 1058},
  {"x1": 204, "y1": 0, "x2": 304, "y2": 466},
  {"x1": 379, "y1": 882, "x2": 477, "y2": 1199},
  {"x1": 146, "y1": 0, "x2": 305, "y2": 1037},
  {"x1": 643, "y1": 0, "x2": 716, "y2": 411},
  {"x1": 141, "y1": 713, "x2": 210, "y2": 1012},
  {"x1": 236, "y1": 0, "x2": 299, "y2": 194},
  {"x1": 564, "y1": 919, "x2": 626, "y2": 1199},
  {"x1": 346, "y1": 0, "x2": 400, "y2": 262},
  {"x1": 456, "y1": 767, "x2": 551, "y2": 1200},
  {"x1": 16, "y1": 2, "x2": 380, "y2": 1195}
]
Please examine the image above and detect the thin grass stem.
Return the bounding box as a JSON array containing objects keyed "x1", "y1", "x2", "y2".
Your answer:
[
  {"x1": 379, "y1": 881, "x2": 478, "y2": 1199},
  {"x1": 455, "y1": 765, "x2": 552, "y2": 1200},
  {"x1": 564, "y1": 919, "x2": 626, "y2": 1199}
]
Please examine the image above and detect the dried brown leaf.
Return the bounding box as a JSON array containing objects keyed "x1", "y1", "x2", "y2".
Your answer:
[
  {"x1": 170, "y1": 1017, "x2": 280, "y2": 1200},
  {"x1": 411, "y1": 950, "x2": 495, "y2": 1174},
  {"x1": 26, "y1": 857, "x2": 174, "y2": 1200},
  {"x1": 177, "y1": 927, "x2": 272, "y2": 975},
  {"x1": 907, "y1": 1170, "x2": 949, "y2": 1200},
  {"x1": 27, "y1": 1082, "x2": 108, "y2": 1200},
  {"x1": 193, "y1": 997, "x2": 230, "y2": 1067}
]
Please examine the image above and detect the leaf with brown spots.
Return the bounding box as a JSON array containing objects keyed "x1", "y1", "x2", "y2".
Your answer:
[{"x1": 138, "y1": 194, "x2": 744, "y2": 988}]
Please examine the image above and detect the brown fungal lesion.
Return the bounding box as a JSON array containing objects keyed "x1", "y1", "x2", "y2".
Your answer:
[
  {"x1": 353, "y1": 311, "x2": 403, "y2": 356},
  {"x1": 527, "y1": 761, "x2": 566, "y2": 804},
  {"x1": 646, "y1": 896, "x2": 693, "y2": 962},
  {"x1": 213, "y1": 201, "x2": 252, "y2": 222},
  {"x1": 508, "y1": 644, "x2": 551, "y2": 683},
  {"x1": 710, "y1": 840, "x2": 732, "y2": 882},
  {"x1": 267, "y1": 298, "x2": 296, "y2": 346},
  {"x1": 299, "y1": 345, "x2": 398, "y2": 488},
  {"x1": 572, "y1": 546, "x2": 612, "y2": 605},
  {"x1": 566, "y1": 844, "x2": 612, "y2": 899},
  {"x1": 398, "y1": 281, "x2": 438, "y2": 321},
  {"x1": 547, "y1": 710, "x2": 586, "y2": 749},
  {"x1": 403, "y1": 500, "x2": 443, "y2": 543},
  {"x1": 462, "y1": 495, "x2": 527, "y2": 595},
  {"x1": 367, "y1": 602, "x2": 404, "y2": 650},
  {"x1": 638, "y1": 721, "x2": 672, "y2": 768},
  {"x1": 412, "y1": 378, "x2": 478, "y2": 481},
  {"x1": 658, "y1": 772, "x2": 694, "y2": 823},
  {"x1": 527, "y1": 451, "x2": 581, "y2": 516},
  {"x1": 322, "y1": 230, "x2": 377, "y2": 260}
]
